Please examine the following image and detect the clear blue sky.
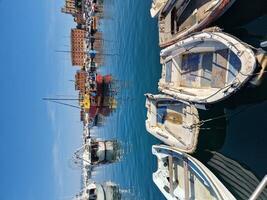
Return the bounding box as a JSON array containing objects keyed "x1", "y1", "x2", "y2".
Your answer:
[{"x1": 0, "y1": 0, "x2": 82, "y2": 199}]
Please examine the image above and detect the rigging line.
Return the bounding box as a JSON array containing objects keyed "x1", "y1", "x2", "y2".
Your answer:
[
  {"x1": 43, "y1": 98, "x2": 80, "y2": 101},
  {"x1": 45, "y1": 100, "x2": 81, "y2": 109},
  {"x1": 192, "y1": 99, "x2": 267, "y2": 128}
]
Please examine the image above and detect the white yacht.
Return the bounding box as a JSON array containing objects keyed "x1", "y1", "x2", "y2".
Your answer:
[
  {"x1": 75, "y1": 182, "x2": 121, "y2": 200},
  {"x1": 74, "y1": 138, "x2": 121, "y2": 167}
]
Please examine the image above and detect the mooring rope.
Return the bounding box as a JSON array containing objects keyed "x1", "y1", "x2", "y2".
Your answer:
[{"x1": 190, "y1": 100, "x2": 267, "y2": 129}]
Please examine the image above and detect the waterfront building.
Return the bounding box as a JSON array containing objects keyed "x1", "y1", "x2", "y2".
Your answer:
[
  {"x1": 71, "y1": 28, "x2": 87, "y2": 66},
  {"x1": 75, "y1": 70, "x2": 88, "y2": 92},
  {"x1": 61, "y1": 0, "x2": 77, "y2": 15}
]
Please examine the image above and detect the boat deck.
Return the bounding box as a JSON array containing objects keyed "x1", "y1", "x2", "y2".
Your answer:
[
  {"x1": 160, "y1": 0, "x2": 214, "y2": 44},
  {"x1": 155, "y1": 101, "x2": 198, "y2": 146},
  {"x1": 165, "y1": 49, "x2": 241, "y2": 89},
  {"x1": 177, "y1": 0, "x2": 211, "y2": 32}
]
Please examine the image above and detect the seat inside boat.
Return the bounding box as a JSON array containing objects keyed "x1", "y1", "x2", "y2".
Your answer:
[{"x1": 165, "y1": 47, "x2": 241, "y2": 89}]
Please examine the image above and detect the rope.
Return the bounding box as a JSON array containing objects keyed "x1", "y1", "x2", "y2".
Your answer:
[{"x1": 190, "y1": 100, "x2": 267, "y2": 129}]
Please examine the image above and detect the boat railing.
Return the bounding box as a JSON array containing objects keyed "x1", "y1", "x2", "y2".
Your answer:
[{"x1": 249, "y1": 175, "x2": 267, "y2": 200}]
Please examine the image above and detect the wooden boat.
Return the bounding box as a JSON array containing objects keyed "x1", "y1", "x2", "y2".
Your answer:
[
  {"x1": 157, "y1": 0, "x2": 236, "y2": 47},
  {"x1": 158, "y1": 31, "x2": 257, "y2": 105},
  {"x1": 152, "y1": 145, "x2": 236, "y2": 200},
  {"x1": 145, "y1": 93, "x2": 200, "y2": 153}
]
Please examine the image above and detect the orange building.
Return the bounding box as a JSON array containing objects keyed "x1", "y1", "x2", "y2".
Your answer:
[
  {"x1": 61, "y1": 0, "x2": 77, "y2": 15},
  {"x1": 75, "y1": 70, "x2": 88, "y2": 93},
  {"x1": 71, "y1": 29, "x2": 86, "y2": 66}
]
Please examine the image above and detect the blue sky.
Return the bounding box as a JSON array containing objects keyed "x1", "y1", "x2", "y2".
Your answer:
[{"x1": 0, "y1": 0, "x2": 82, "y2": 199}]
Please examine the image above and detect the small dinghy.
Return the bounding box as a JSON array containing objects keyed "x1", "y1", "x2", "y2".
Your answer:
[
  {"x1": 158, "y1": 31, "x2": 257, "y2": 104},
  {"x1": 157, "y1": 0, "x2": 236, "y2": 47},
  {"x1": 152, "y1": 145, "x2": 236, "y2": 200},
  {"x1": 145, "y1": 93, "x2": 200, "y2": 153}
]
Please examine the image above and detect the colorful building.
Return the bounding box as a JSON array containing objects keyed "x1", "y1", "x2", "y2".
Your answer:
[{"x1": 71, "y1": 28, "x2": 87, "y2": 66}]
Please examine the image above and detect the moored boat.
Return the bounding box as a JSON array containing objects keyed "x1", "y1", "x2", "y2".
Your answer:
[
  {"x1": 75, "y1": 182, "x2": 121, "y2": 200},
  {"x1": 152, "y1": 144, "x2": 236, "y2": 200},
  {"x1": 158, "y1": 31, "x2": 258, "y2": 105},
  {"x1": 157, "y1": 0, "x2": 236, "y2": 47},
  {"x1": 145, "y1": 93, "x2": 200, "y2": 153},
  {"x1": 74, "y1": 138, "x2": 121, "y2": 167}
]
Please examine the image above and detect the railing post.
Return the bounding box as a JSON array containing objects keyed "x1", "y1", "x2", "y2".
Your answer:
[{"x1": 249, "y1": 175, "x2": 267, "y2": 200}]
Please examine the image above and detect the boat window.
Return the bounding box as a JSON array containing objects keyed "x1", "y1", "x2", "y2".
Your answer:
[
  {"x1": 227, "y1": 50, "x2": 241, "y2": 83},
  {"x1": 88, "y1": 188, "x2": 97, "y2": 200},
  {"x1": 163, "y1": 185, "x2": 170, "y2": 193},
  {"x1": 165, "y1": 61, "x2": 172, "y2": 83},
  {"x1": 91, "y1": 148, "x2": 99, "y2": 163},
  {"x1": 89, "y1": 188, "x2": 96, "y2": 195},
  {"x1": 157, "y1": 106, "x2": 167, "y2": 124}
]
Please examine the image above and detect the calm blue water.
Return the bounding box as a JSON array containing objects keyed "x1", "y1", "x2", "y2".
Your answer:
[
  {"x1": 89, "y1": 0, "x2": 267, "y2": 199},
  {"x1": 93, "y1": 0, "x2": 164, "y2": 199}
]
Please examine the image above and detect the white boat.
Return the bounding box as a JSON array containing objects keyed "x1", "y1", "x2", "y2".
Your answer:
[
  {"x1": 88, "y1": 138, "x2": 121, "y2": 165},
  {"x1": 152, "y1": 145, "x2": 236, "y2": 200},
  {"x1": 157, "y1": 0, "x2": 236, "y2": 47},
  {"x1": 158, "y1": 31, "x2": 257, "y2": 104},
  {"x1": 75, "y1": 182, "x2": 121, "y2": 200},
  {"x1": 74, "y1": 138, "x2": 121, "y2": 167},
  {"x1": 145, "y1": 93, "x2": 200, "y2": 153}
]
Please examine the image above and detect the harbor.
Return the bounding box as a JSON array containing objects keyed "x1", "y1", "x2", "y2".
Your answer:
[
  {"x1": 1, "y1": 0, "x2": 266, "y2": 199},
  {"x1": 58, "y1": 0, "x2": 267, "y2": 199}
]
